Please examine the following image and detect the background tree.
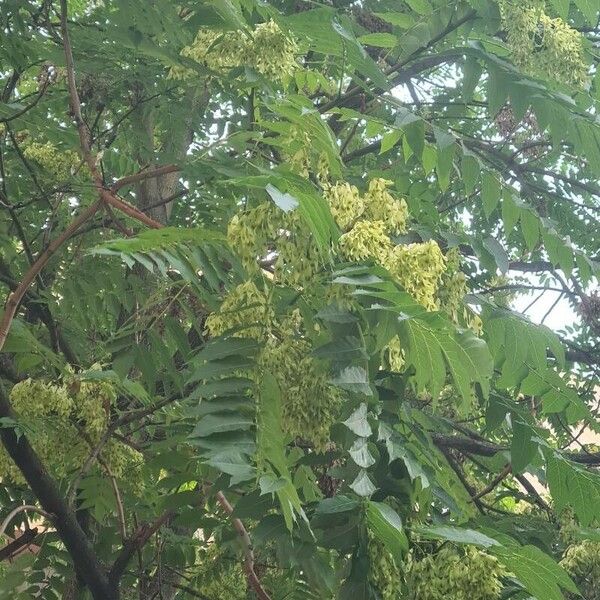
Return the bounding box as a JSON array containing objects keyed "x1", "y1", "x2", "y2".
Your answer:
[{"x1": 0, "y1": 0, "x2": 599, "y2": 598}]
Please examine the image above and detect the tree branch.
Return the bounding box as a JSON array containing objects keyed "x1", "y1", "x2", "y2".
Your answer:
[
  {"x1": 0, "y1": 200, "x2": 102, "y2": 352},
  {"x1": 111, "y1": 164, "x2": 180, "y2": 193},
  {"x1": 0, "y1": 527, "x2": 38, "y2": 562},
  {"x1": 0, "y1": 385, "x2": 115, "y2": 599},
  {"x1": 0, "y1": 505, "x2": 53, "y2": 537},
  {"x1": 215, "y1": 491, "x2": 272, "y2": 600},
  {"x1": 432, "y1": 433, "x2": 600, "y2": 465},
  {"x1": 109, "y1": 510, "x2": 174, "y2": 587}
]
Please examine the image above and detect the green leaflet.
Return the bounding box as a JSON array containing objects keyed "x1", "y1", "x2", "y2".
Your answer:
[
  {"x1": 401, "y1": 319, "x2": 492, "y2": 413},
  {"x1": 256, "y1": 372, "x2": 306, "y2": 530},
  {"x1": 547, "y1": 453, "x2": 600, "y2": 527}
]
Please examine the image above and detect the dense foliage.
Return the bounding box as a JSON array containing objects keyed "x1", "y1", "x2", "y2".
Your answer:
[{"x1": 0, "y1": 0, "x2": 599, "y2": 598}]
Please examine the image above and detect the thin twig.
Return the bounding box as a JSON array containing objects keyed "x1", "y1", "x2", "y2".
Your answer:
[
  {"x1": 0, "y1": 505, "x2": 53, "y2": 537},
  {"x1": 66, "y1": 426, "x2": 113, "y2": 508},
  {"x1": 107, "y1": 469, "x2": 127, "y2": 541},
  {"x1": 471, "y1": 464, "x2": 512, "y2": 501},
  {"x1": 439, "y1": 447, "x2": 486, "y2": 514},
  {"x1": 0, "y1": 80, "x2": 50, "y2": 124}
]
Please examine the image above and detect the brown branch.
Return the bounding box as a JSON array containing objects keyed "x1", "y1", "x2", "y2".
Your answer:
[
  {"x1": 109, "y1": 510, "x2": 174, "y2": 587},
  {"x1": 472, "y1": 464, "x2": 512, "y2": 501},
  {"x1": 0, "y1": 200, "x2": 102, "y2": 352},
  {"x1": 432, "y1": 433, "x2": 600, "y2": 465},
  {"x1": 60, "y1": 0, "x2": 163, "y2": 231},
  {"x1": 0, "y1": 386, "x2": 115, "y2": 599},
  {"x1": 514, "y1": 473, "x2": 552, "y2": 513},
  {"x1": 439, "y1": 447, "x2": 486, "y2": 513},
  {"x1": 104, "y1": 204, "x2": 134, "y2": 237},
  {"x1": 99, "y1": 189, "x2": 163, "y2": 229},
  {"x1": 110, "y1": 164, "x2": 180, "y2": 193},
  {"x1": 215, "y1": 491, "x2": 272, "y2": 600},
  {"x1": 0, "y1": 527, "x2": 39, "y2": 562}
]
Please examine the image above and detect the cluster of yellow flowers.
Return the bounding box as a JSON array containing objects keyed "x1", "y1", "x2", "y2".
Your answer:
[
  {"x1": 204, "y1": 280, "x2": 275, "y2": 341},
  {"x1": 22, "y1": 141, "x2": 85, "y2": 183},
  {"x1": 260, "y1": 334, "x2": 341, "y2": 451},
  {"x1": 339, "y1": 219, "x2": 392, "y2": 264},
  {"x1": 326, "y1": 178, "x2": 409, "y2": 234},
  {"x1": 0, "y1": 378, "x2": 142, "y2": 485},
  {"x1": 406, "y1": 545, "x2": 506, "y2": 600},
  {"x1": 170, "y1": 20, "x2": 298, "y2": 83},
  {"x1": 227, "y1": 202, "x2": 322, "y2": 288},
  {"x1": 285, "y1": 126, "x2": 312, "y2": 178},
  {"x1": 367, "y1": 533, "x2": 401, "y2": 600},
  {"x1": 227, "y1": 203, "x2": 280, "y2": 271},
  {"x1": 500, "y1": 1, "x2": 588, "y2": 87},
  {"x1": 383, "y1": 335, "x2": 405, "y2": 372},
  {"x1": 329, "y1": 178, "x2": 445, "y2": 311},
  {"x1": 205, "y1": 285, "x2": 341, "y2": 451},
  {"x1": 384, "y1": 241, "x2": 447, "y2": 311},
  {"x1": 226, "y1": 179, "x2": 468, "y2": 379}
]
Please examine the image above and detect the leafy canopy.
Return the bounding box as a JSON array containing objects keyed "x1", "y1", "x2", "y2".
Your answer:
[{"x1": 0, "y1": 0, "x2": 599, "y2": 599}]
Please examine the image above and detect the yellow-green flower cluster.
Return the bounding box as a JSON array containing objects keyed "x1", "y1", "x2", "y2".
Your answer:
[
  {"x1": 286, "y1": 126, "x2": 312, "y2": 178},
  {"x1": 260, "y1": 335, "x2": 341, "y2": 452},
  {"x1": 437, "y1": 247, "x2": 467, "y2": 322},
  {"x1": 367, "y1": 533, "x2": 402, "y2": 600},
  {"x1": 250, "y1": 20, "x2": 299, "y2": 81},
  {"x1": 406, "y1": 545, "x2": 506, "y2": 600},
  {"x1": 176, "y1": 29, "x2": 244, "y2": 76},
  {"x1": 325, "y1": 178, "x2": 408, "y2": 234},
  {"x1": 206, "y1": 285, "x2": 341, "y2": 450},
  {"x1": 22, "y1": 141, "x2": 84, "y2": 183},
  {"x1": 382, "y1": 335, "x2": 405, "y2": 372},
  {"x1": 339, "y1": 220, "x2": 392, "y2": 263},
  {"x1": 205, "y1": 280, "x2": 275, "y2": 341},
  {"x1": 384, "y1": 240, "x2": 447, "y2": 311},
  {"x1": 227, "y1": 201, "x2": 322, "y2": 289},
  {"x1": 325, "y1": 181, "x2": 364, "y2": 230},
  {"x1": 227, "y1": 202, "x2": 281, "y2": 271},
  {"x1": 71, "y1": 379, "x2": 114, "y2": 439},
  {"x1": 0, "y1": 378, "x2": 141, "y2": 487},
  {"x1": 275, "y1": 225, "x2": 322, "y2": 288},
  {"x1": 560, "y1": 540, "x2": 600, "y2": 600},
  {"x1": 329, "y1": 178, "x2": 444, "y2": 310},
  {"x1": 500, "y1": 1, "x2": 588, "y2": 87},
  {"x1": 170, "y1": 20, "x2": 298, "y2": 83},
  {"x1": 363, "y1": 178, "x2": 409, "y2": 235}
]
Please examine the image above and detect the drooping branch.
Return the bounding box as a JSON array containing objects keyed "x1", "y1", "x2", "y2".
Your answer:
[
  {"x1": 0, "y1": 504, "x2": 53, "y2": 537},
  {"x1": 0, "y1": 200, "x2": 103, "y2": 352}
]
